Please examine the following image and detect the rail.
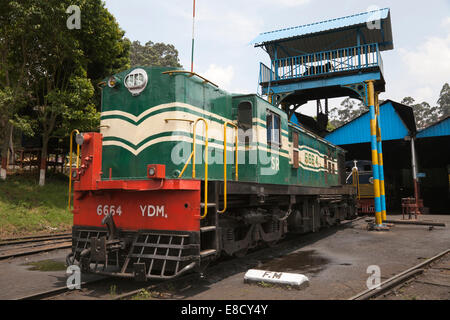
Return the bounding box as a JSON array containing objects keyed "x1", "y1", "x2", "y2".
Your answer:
[
  {"x1": 260, "y1": 43, "x2": 382, "y2": 83},
  {"x1": 177, "y1": 118, "x2": 209, "y2": 219},
  {"x1": 218, "y1": 121, "x2": 239, "y2": 214},
  {"x1": 349, "y1": 249, "x2": 450, "y2": 300},
  {"x1": 68, "y1": 129, "x2": 80, "y2": 210}
]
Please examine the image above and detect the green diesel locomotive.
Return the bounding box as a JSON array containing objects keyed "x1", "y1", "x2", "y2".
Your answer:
[{"x1": 68, "y1": 66, "x2": 356, "y2": 280}]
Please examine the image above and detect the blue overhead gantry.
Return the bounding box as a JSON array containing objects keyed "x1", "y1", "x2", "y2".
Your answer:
[{"x1": 251, "y1": 8, "x2": 394, "y2": 227}]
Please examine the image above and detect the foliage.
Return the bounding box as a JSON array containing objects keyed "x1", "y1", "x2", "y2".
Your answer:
[
  {"x1": 0, "y1": 173, "x2": 72, "y2": 237},
  {"x1": 328, "y1": 83, "x2": 449, "y2": 130},
  {"x1": 400, "y1": 97, "x2": 439, "y2": 130},
  {"x1": 131, "y1": 289, "x2": 152, "y2": 300},
  {"x1": 130, "y1": 40, "x2": 182, "y2": 68},
  {"x1": 0, "y1": 1, "x2": 36, "y2": 163},
  {"x1": 23, "y1": 259, "x2": 67, "y2": 272},
  {"x1": 400, "y1": 83, "x2": 449, "y2": 129},
  {"x1": 329, "y1": 98, "x2": 368, "y2": 129},
  {"x1": 437, "y1": 83, "x2": 450, "y2": 118},
  {"x1": 0, "y1": 0, "x2": 130, "y2": 184},
  {"x1": 0, "y1": 88, "x2": 16, "y2": 137}
]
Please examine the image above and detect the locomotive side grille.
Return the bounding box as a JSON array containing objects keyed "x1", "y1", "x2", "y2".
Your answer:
[{"x1": 125, "y1": 232, "x2": 200, "y2": 279}]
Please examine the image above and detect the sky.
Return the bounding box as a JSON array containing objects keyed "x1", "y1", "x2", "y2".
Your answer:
[{"x1": 103, "y1": 0, "x2": 450, "y2": 116}]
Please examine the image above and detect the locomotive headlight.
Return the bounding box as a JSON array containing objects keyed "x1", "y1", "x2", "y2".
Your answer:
[
  {"x1": 75, "y1": 133, "x2": 85, "y2": 146},
  {"x1": 108, "y1": 76, "x2": 120, "y2": 88},
  {"x1": 124, "y1": 68, "x2": 148, "y2": 96},
  {"x1": 148, "y1": 167, "x2": 156, "y2": 176},
  {"x1": 75, "y1": 133, "x2": 91, "y2": 146}
]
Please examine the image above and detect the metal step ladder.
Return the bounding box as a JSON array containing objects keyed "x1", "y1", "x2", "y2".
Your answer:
[{"x1": 199, "y1": 182, "x2": 220, "y2": 259}]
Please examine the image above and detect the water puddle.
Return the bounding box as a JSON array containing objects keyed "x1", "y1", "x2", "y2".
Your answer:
[
  {"x1": 22, "y1": 259, "x2": 66, "y2": 272},
  {"x1": 259, "y1": 250, "x2": 330, "y2": 275}
]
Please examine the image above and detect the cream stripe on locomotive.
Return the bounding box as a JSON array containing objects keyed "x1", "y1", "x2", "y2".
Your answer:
[
  {"x1": 287, "y1": 142, "x2": 338, "y2": 173},
  {"x1": 101, "y1": 105, "x2": 337, "y2": 173},
  {"x1": 101, "y1": 102, "x2": 230, "y2": 124},
  {"x1": 297, "y1": 148, "x2": 338, "y2": 173},
  {"x1": 100, "y1": 107, "x2": 290, "y2": 156},
  {"x1": 103, "y1": 135, "x2": 291, "y2": 158},
  {"x1": 102, "y1": 102, "x2": 289, "y2": 136},
  {"x1": 101, "y1": 114, "x2": 290, "y2": 155}
]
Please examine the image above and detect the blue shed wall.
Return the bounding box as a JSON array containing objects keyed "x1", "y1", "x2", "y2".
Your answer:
[
  {"x1": 325, "y1": 102, "x2": 410, "y2": 145},
  {"x1": 417, "y1": 117, "x2": 450, "y2": 138}
]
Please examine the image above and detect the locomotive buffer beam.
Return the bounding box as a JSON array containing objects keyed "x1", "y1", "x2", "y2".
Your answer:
[{"x1": 90, "y1": 237, "x2": 121, "y2": 263}]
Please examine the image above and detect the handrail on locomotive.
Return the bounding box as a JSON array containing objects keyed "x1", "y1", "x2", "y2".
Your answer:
[
  {"x1": 218, "y1": 121, "x2": 239, "y2": 214},
  {"x1": 68, "y1": 129, "x2": 80, "y2": 210},
  {"x1": 176, "y1": 117, "x2": 209, "y2": 219}
]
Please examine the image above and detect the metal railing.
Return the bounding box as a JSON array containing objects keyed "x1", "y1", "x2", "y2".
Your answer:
[
  {"x1": 259, "y1": 62, "x2": 275, "y2": 84},
  {"x1": 259, "y1": 43, "x2": 382, "y2": 83}
]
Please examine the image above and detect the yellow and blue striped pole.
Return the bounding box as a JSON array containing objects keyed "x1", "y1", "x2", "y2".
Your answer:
[
  {"x1": 375, "y1": 93, "x2": 387, "y2": 222},
  {"x1": 367, "y1": 81, "x2": 383, "y2": 226}
]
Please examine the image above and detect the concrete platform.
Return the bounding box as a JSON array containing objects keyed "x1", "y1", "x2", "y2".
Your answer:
[
  {"x1": 0, "y1": 248, "x2": 101, "y2": 300},
  {"x1": 0, "y1": 214, "x2": 448, "y2": 300},
  {"x1": 181, "y1": 214, "x2": 450, "y2": 300}
]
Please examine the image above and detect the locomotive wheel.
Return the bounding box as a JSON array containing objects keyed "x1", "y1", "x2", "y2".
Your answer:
[
  {"x1": 234, "y1": 248, "x2": 248, "y2": 258},
  {"x1": 265, "y1": 240, "x2": 278, "y2": 248}
]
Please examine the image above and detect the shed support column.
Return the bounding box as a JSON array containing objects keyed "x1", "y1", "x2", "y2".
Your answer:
[
  {"x1": 367, "y1": 81, "x2": 382, "y2": 226},
  {"x1": 375, "y1": 93, "x2": 387, "y2": 222},
  {"x1": 410, "y1": 136, "x2": 420, "y2": 216}
]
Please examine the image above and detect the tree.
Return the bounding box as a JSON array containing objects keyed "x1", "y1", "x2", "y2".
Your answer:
[
  {"x1": 400, "y1": 83, "x2": 449, "y2": 130},
  {"x1": 0, "y1": 1, "x2": 35, "y2": 180},
  {"x1": 437, "y1": 83, "x2": 450, "y2": 118},
  {"x1": 329, "y1": 98, "x2": 368, "y2": 128},
  {"x1": 1, "y1": 0, "x2": 130, "y2": 185},
  {"x1": 130, "y1": 40, "x2": 182, "y2": 68},
  {"x1": 401, "y1": 97, "x2": 440, "y2": 130}
]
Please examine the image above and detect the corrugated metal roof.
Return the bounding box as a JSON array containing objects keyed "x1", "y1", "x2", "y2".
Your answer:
[
  {"x1": 417, "y1": 116, "x2": 450, "y2": 138},
  {"x1": 252, "y1": 8, "x2": 389, "y2": 45},
  {"x1": 251, "y1": 8, "x2": 393, "y2": 58},
  {"x1": 325, "y1": 101, "x2": 413, "y2": 146}
]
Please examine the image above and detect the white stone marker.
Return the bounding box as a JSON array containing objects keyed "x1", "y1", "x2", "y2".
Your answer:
[{"x1": 244, "y1": 269, "x2": 309, "y2": 289}]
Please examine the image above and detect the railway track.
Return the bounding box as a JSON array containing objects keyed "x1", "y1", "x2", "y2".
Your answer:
[
  {"x1": 349, "y1": 248, "x2": 450, "y2": 300},
  {"x1": 0, "y1": 232, "x2": 71, "y2": 246},
  {"x1": 0, "y1": 233, "x2": 72, "y2": 260},
  {"x1": 14, "y1": 216, "x2": 366, "y2": 300},
  {"x1": 17, "y1": 277, "x2": 107, "y2": 300}
]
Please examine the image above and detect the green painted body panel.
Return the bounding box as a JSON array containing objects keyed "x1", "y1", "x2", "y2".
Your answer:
[{"x1": 100, "y1": 66, "x2": 343, "y2": 188}]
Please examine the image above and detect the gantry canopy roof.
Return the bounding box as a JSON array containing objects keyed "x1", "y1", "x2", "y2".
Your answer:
[{"x1": 251, "y1": 8, "x2": 393, "y2": 59}]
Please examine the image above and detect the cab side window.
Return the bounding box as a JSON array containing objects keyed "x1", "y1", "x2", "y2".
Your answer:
[
  {"x1": 237, "y1": 101, "x2": 253, "y2": 145},
  {"x1": 266, "y1": 110, "x2": 281, "y2": 146}
]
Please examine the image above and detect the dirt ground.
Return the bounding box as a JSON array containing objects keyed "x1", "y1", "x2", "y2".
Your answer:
[{"x1": 0, "y1": 214, "x2": 449, "y2": 300}]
